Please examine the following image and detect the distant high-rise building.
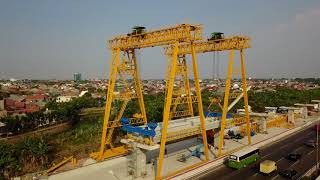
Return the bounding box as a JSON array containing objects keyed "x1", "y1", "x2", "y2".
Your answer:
[{"x1": 74, "y1": 73, "x2": 82, "y2": 82}]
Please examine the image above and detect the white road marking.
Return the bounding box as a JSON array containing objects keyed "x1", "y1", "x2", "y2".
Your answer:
[
  {"x1": 290, "y1": 159, "x2": 300, "y2": 167},
  {"x1": 262, "y1": 153, "x2": 272, "y2": 159},
  {"x1": 276, "y1": 157, "x2": 285, "y2": 162},
  {"x1": 308, "y1": 149, "x2": 315, "y2": 155},
  {"x1": 293, "y1": 146, "x2": 304, "y2": 153},
  {"x1": 271, "y1": 174, "x2": 279, "y2": 180},
  {"x1": 281, "y1": 131, "x2": 314, "y2": 149}
]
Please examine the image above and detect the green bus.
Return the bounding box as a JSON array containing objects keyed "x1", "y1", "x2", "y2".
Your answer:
[{"x1": 227, "y1": 147, "x2": 260, "y2": 169}]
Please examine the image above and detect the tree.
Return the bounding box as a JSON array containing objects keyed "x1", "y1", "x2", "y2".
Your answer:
[{"x1": 0, "y1": 141, "x2": 20, "y2": 178}]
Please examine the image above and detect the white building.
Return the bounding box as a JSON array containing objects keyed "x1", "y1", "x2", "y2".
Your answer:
[{"x1": 56, "y1": 96, "x2": 74, "y2": 103}]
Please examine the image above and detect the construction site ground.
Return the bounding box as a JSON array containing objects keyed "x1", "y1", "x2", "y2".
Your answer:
[{"x1": 48, "y1": 116, "x2": 319, "y2": 180}]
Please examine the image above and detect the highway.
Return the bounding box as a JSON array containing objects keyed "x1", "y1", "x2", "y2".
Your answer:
[{"x1": 197, "y1": 125, "x2": 319, "y2": 180}]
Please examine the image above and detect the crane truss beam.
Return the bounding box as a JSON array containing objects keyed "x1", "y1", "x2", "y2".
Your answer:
[
  {"x1": 164, "y1": 36, "x2": 250, "y2": 55},
  {"x1": 109, "y1": 24, "x2": 203, "y2": 50}
]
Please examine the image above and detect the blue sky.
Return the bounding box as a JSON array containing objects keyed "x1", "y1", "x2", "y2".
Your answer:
[{"x1": 0, "y1": 0, "x2": 320, "y2": 79}]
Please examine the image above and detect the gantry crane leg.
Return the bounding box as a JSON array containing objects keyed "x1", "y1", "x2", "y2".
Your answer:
[
  {"x1": 218, "y1": 50, "x2": 234, "y2": 156},
  {"x1": 240, "y1": 49, "x2": 251, "y2": 145},
  {"x1": 156, "y1": 42, "x2": 179, "y2": 179},
  {"x1": 190, "y1": 43, "x2": 209, "y2": 161},
  {"x1": 156, "y1": 43, "x2": 209, "y2": 179},
  {"x1": 97, "y1": 48, "x2": 121, "y2": 160},
  {"x1": 91, "y1": 48, "x2": 147, "y2": 161},
  {"x1": 129, "y1": 49, "x2": 148, "y2": 124}
]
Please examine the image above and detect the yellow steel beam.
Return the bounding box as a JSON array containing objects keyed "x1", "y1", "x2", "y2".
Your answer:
[
  {"x1": 105, "y1": 117, "x2": 144, "y2": 129},
  {"x1": 164, "y1": 36, "x2": 250, "y2": 55},
  {"x1": 240, "y1": 49, "x2": 251, "y2": 145},
  {"x1": 191, "y1": 42, "x2": 209, "y2": 161},
  {"x1": 218, "y1": 50, "x2": 234, "y2": 156},
  {"x1": 47, "y1": 156, "x2": 76, "y2": 174},
  {"x1": 132, "y1": 49, "x2": 148, "y2": 124},
  {"x1": 90, "y1": 146, "x2": 127, "y2": 160},
  {"x1": 170, "y1": 110, "x2": 193, "y2": 118},
  {"x1": 106, "y1": 99, "x2": 129, "y2": 148},
  {"x1": 170, "y1": 96, "x2": 198, "y2": 105},
  {"x1": 109, "y1": 24, "x2": 203, "y2": 50},
  {"x1": 156, "y1": 42, "x2": 179, "y2": 179},
  {"x1": 170, "y1": 55, "x2": 194, "y2": 119},
  {"x1": 181, "y1": 56, "x2": 194, "y2": 117},
  {"x1": 98, "y1": 48, "x2": 120, "y2": 160}
]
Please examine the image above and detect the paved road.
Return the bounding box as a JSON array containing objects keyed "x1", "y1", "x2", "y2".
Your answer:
[{"x1": 197, "y1": 126, "x2": 320, "y2": 180}]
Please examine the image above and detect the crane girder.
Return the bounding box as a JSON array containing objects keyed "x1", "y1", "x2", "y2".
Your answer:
[
  {"x1": 108, "y1": 24, "x2": 203, "y2": 50},
  {"x1": 164, "y1": 36, "x2": 250, "y2": 55}
]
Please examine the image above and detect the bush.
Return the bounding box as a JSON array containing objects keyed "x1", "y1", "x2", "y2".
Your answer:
[
  {"x1": 17, "y1": 137, "x2": 49, "y2": 173},
  {"x1": 0, "y1": 142, "x2": 20, "y2": 178}
]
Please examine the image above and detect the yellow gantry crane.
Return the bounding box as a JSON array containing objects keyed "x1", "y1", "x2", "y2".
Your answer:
[
  {"x1": 94, "y1": 24, "x2": 251, "y2": 180},
  {"x1": 164, "y1": 35, "x2": 251, "y2": 157},
  {"x1": 91, "y1": 24, "x2": 210, "y2": 175}
]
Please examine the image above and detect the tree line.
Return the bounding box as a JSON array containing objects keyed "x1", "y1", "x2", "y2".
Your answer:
[{"x1": 0, "y1": 93, "x2": 103, "y2": 136}]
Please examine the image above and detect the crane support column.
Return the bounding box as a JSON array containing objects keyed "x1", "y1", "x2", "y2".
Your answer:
[
  {"x1": 99, "y1": 48, "x2": 121, "y2": 159},
  {"x1": 131, "y1": 49, "x2": 148, "y2": 124},
  {"x1": 156, "y1": 42, "x2": 179, "y2": 179},
  {"x1": 240, "y1": 49, "x2": 251, "y2": 145},
  {"x1": 218, "y1": 50, "x2": 234, "y2": 156},
  {"x1": 170, "y1": 55, "x2": 194, "y2": 119},
  {"x1": 190, "y1": 43, "x2": 209, "y2": 161}
]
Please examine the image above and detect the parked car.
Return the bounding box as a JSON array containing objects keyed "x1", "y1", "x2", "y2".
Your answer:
[
  {"x1": 304, "y1": 139, "x2": 318, "y2": 148},
  {"x1": 234, "y1": 134, "x2": 244, "y2": 139},
  {"x1": 286, "y1": 153, "x2": 302, "y2": 161},
  {"x1": 279, "y1": 169, "x2": 297, "y2": 179},
  {"x1": 226, "y1": 130, "x2": 243, "y2": 139}
]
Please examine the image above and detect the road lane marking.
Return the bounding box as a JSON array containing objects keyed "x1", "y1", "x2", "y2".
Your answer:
[
  {"x1": 271, "y1": 174, "x2": 279, "y2": 180},
  {"x1": 262, "y1": 153, "x2": 272, "y2": 159},
  {"x1": 276, "y1": 157, "x2": 285, "y2": 162},
  {"x1": 280, "y1": 131, "x2": 314, "y2": 150},
  {"x1": 293, "y1": 146, "x2": 304, "y2": 153},
  {"x1": 291, "y1": 159, "x2": 300, "y2": 167},
  {"x1": 308, "y1": 149, "x2": 315, "y2": 155}
]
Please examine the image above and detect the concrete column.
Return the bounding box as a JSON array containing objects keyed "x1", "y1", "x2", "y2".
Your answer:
[
  {"x1": 302, "y1": 107, "x2": 308, "y2": 119},
  {"x1": 127, "y1": 145, "x2": 147, "y2": 178},
  {"x1": 258, "y1": 117, "x2": 267, "y2": 134},
  {"x1": 288, "y1": 109, "x2": 295, "y2": 125},
  {"x1": 0, "y1": 100, "x2": 4, "y2": 110}
]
